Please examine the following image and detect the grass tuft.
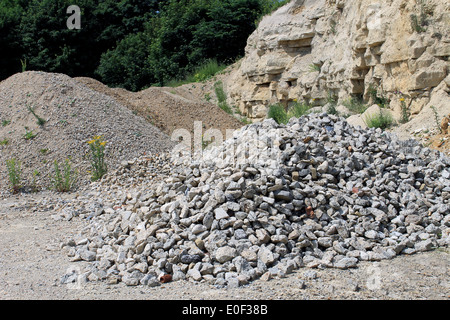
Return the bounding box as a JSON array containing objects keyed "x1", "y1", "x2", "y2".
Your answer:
[
  {"x1": 342, "y1": 97, "x2": 368, "y2": 114},
  {"x1": 364, "y1": 111, "x2": 394, "y2": 130},
  {"x1": 288, "y1": 102, "x2": 311, "y2": 118},
  {"x1": 23, "y1": 128, "x2": 37, "y2": 140},
  {"x1": 166, "y1": 59, "x2": 227, "y2": 87},
  {"x1": 214, "y1": 81, "x2": 232, "y2": 114},
  {"x1": 268, "y1": 104, "x2": 289, "y2": 124},
  {"x1": 268, "y1": 101, "x2": 312, "y2": 124}
]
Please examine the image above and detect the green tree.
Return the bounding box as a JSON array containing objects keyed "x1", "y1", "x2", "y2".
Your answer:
[
  {"x1": 0, "y1": 0, "x2": 27, "y2": 79},
  {"x1": 1, "y1": 0, "x2": 291, "y2": 90},
  {"x1": 98, "y1": 0, "x2": 267, "y2": 89},
  {"x1": 19, "y1": 0, "x2": 81, "y2": 75},
  {"x1": 96, "y1": 31, "x2": 154, "y2": 91},
  {"x1": 1, "y1": 0, "x2": 161, "y2": 80},
  {"x1": 189, "y1": 0, "x2": 261, "y2": 63}
]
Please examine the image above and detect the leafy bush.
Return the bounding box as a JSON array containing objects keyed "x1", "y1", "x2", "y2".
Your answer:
[
  {"x1": 325, "y1": 93, "x2": 339, "y2": 115},
  {"x1": 326, "y1": 104, "x2": 339, "y2": 115},
  {"x1": 0, "y1": 0, "x2": 23, "y2": 81},
  {"x1": 9, "y1": 0, "x2": 160, "y2": 82},
  {"x1": 410, "y1": 2, "x2": 428, "y2": 35},
  {"x1": 96, "y1": 32, "x2": 153, "y2": 91}
]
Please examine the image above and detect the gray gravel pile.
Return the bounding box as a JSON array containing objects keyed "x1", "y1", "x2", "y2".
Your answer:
[
  {"x1": 49, "y1": 154, "x2": 175, "y2": 222},
  {"x1": 0, "y1": 71, "x2": 175, "y2": 193},
  {"x1": 61, "y1": 113, "x2": 450, "y2": 288}
]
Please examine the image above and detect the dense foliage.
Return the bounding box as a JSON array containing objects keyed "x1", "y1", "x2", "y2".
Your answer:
[{"x1": 0, "y1": 0, "x2": 289, "y2": 90}]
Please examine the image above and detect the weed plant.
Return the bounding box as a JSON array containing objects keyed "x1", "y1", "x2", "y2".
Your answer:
[
  {"x1": 399, "y1": 98, "x2": 411, "y2": 124},
  {"x1": 51, "y1": 159, "x2": 77, "y2": 192},
  {"x1": 6, "y1": 158, "x2": 22, "y2": 194},
  {"x1": 431, "y1": 105, "x2": 441, "y2": 133},
  {"x1": 88, "y1": 135, "x2": 107, "y2": 181},
  {"x1": 214, "y1": 81, "x2": 233, "y2": 114},
  {"x1": 23, "y1": 128, "x2": 37, "y2": 140},
  {"x1": 27, "y1": 105, "x2": 46, "y2": 126}
]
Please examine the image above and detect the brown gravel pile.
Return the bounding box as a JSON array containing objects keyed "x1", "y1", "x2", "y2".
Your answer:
[
  {"x1": 74, "y1": 76, "x2": 243, "y2": 138},
  {"x1": 0, "y1": 71, "x2": 175, "y2": 193}
]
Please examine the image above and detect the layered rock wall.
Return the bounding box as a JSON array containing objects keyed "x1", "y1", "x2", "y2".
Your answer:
[{"x1": 226, "y1": 0, "x2": 450, "y2": 121}]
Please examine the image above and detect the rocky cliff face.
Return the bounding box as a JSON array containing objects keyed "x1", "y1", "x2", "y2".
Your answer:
[{"x1": 225, "y1": 0, "x2": 450, "y2": 122}]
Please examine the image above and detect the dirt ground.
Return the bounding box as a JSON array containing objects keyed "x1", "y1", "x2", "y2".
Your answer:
[{"x1": 1, "y1": 192, "x2": 448, "y2": 301}]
